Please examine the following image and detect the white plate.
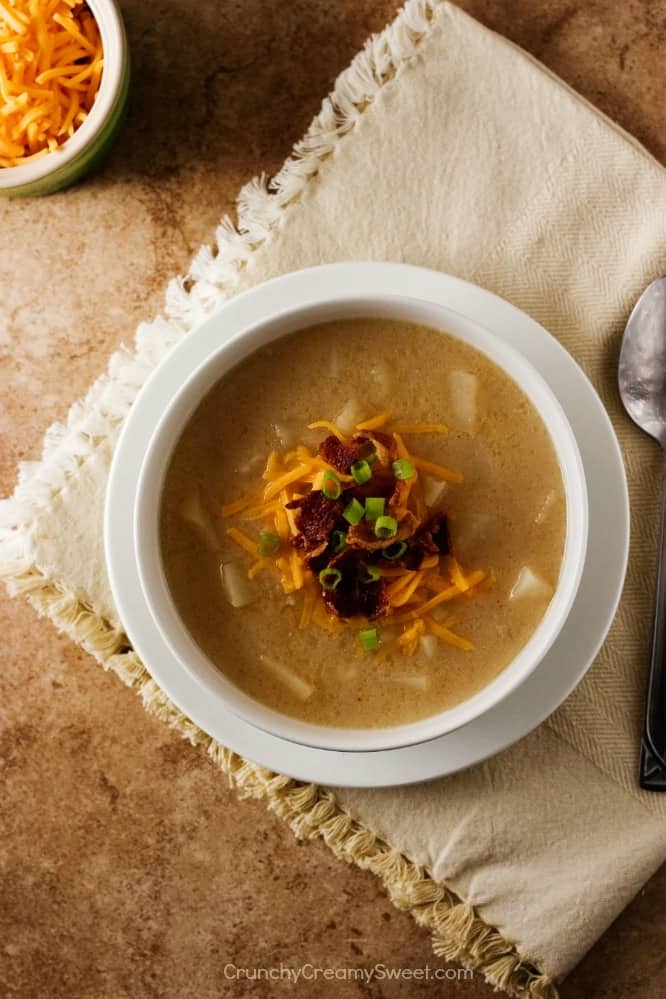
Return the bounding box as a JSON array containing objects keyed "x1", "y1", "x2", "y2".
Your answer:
[{"x1": 105, "y1": 263, "x2": 629, "y2": 787}]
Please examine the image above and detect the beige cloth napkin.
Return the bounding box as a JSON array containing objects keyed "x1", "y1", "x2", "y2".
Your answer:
[{"x1": 3, "y1": 1, "x2": 666, "y2": 994}]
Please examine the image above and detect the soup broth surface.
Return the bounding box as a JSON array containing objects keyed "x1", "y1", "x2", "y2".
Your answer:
[{"x1": 160, "y1": 318, "x2": 566, "y2": 728}]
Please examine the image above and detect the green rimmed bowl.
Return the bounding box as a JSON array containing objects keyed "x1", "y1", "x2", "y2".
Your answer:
[{"x1": 0, "y1": 0, "x2": 129, "y2": 197}]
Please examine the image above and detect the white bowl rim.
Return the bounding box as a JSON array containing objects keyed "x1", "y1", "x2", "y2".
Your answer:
[
  {"x1": 0, "y1": 0, "x2": 126, "y2": 189},
  {"x1": 133, "y1": 288, "x2": 589, "y2": 753}
]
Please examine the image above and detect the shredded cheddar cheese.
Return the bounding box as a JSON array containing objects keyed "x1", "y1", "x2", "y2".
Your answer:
[
  {"x1": 385, "y1": 571, "x2": 417, "y2": 602},
  {"x1": 405, "y1": 469, "x2": 425, "y2": 519},
  {"x1": 221, "y1": 491, "x2": 258, "y2": 517},
  {"x1": 307, "y1": 420, "x2": 350, "y2": 444},
  {"x1": 0, "y1": 0, "x2": 103, "y2": 168},
  {"x1": 410, "y1": 455, "x2": 464, "y2": 484},
  {"x1": 425, "y1": 616, "x2": 474, "y2": 651},
  {"x1": 241, "y1": 500, "x2": 279, "y2": 522},
  {"x1": 226, "y1": 526, "x2": 260, "y2": 557},
  {"x1": 280, "y1": 489, "x2": 299, "y2": 537},
  {"x1": 261, "y1": 451, "x2": 281, "y2": 481},
  {"x1": 402, "y1": 570, "x2": 487, "y2": 620},
  {"x1": 446, "y1": 555, "x2": 470, "y2": 592},
  {"x1": 390, "y1": 571, "x2": 426, "y2": 608},
  {"x1": 398, "y1": 619, "x2": 426, "y2": 655},
  {"x1": 263, "y1": 462, "x2": 313, "y2": 501},
  {"x1": 356, "y1": 411, "x2": 393, "y2": 431},
  {"x1": 290, "y1": 550, "x2": 304, "y2": 591},
  {"x1": 274, "y1": 505, "x2": 290, "y2": 540},
  {"x1": 248, "y1": 558, "x2": 270, "y2": 579},
  {"x1": 298, "y1": 586, "x2": 315, "y2": 630}
]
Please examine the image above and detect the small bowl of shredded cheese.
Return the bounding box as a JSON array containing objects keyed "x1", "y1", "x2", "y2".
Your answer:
[{"x1": 0, "y1": 0, "x2": 128, "y2": 196}]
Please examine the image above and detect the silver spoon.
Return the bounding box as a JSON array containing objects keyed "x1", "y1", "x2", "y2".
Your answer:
[{"x1": 618, "y1": 275, "x2": 666, "y2": 791}]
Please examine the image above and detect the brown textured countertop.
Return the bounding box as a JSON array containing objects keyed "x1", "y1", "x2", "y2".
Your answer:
[{"x1": 2, "y1": 2, "x2": 665, "y2": 997}]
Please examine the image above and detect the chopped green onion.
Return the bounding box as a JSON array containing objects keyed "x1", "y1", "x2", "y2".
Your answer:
[
  {"x1": 382, "y1": 541, "x2": 408, "y2": 561},
  {"x1": 343, "y1": 498, "x2": 365, "y2": 525},
  {"x1": 374, "y1": 515, "x2": 398, "y2": 539},
  {"x1": 358, "y1": 563, "x2": 381, "y2": 584},
  {"x1": 257, "y1": 532, "x2": 280, "y2": 556},
  {"x1": 319, "y1": 567, "x2": 343, "y2": 591},
  {"x1": 392, "y1": 458, "x2": 415, "y2": 480},
  {"x1": 322, "y1": 469, "x2": 342, "y2": 500},
  {"x1": 331, "y1": 529, "x2": 348, "y2": 554},
  {"x1": 359, "y1": 628, "x2": 380, "y2": 652},
  {"x1": 351, "y1": 458, "x2": 372, "y2": 485},
  {"x1": 364, "y1": 497, "x2": 385, "y2": 521}
]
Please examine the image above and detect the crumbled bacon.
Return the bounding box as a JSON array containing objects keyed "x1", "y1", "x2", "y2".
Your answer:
[
  {"x1": 417, "y1": 513, "x2": 451, "y2": 556},
  {"x1": 287, "y1": 491, "x2": 342, "y2": 555},
  {"x1": 389, "y1": 475, "x2": 411, "y2": 512},
  {"x1": 383, "y1": 545, "x2": 423, "y2": 571},
  {"x1": 321, "y1": 548, "x2": 389, "y2": 621},
  {"x1": 372, "y1": 513, "x2": 451, "y2": 570},
  {"x1": 353, "y1": 430, "x2": 413, "y2": 513},
  {"x1": 347, "y1": 469, "x2": 395, "y2": 504},
  {"x1": 354, "y1": 430, "x2": 395, "y2": 468},
  {"x1": 318, "y1": 435, "x2": 361, "y2": 474},
  {"x1": 357, "y1": 580, "x2": 390, "y2": 620}
]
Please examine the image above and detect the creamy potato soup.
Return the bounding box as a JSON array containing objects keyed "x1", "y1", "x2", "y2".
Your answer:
[{"x1": 160, "y1": 318, "x2": 566, "y2": 729}]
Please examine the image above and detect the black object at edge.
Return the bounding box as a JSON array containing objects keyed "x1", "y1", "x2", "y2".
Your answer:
[{"x1": 639, "y1": 737, "x2": 666, "y2": 791}]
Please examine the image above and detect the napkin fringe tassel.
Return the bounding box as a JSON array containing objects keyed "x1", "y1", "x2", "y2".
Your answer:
[{"x1": 0, "y1": 1, "x2": 556, "y2": 996}]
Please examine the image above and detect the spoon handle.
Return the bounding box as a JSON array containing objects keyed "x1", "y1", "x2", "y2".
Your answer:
[{"x1": 641, "y1": 452, "x2": 666, "y2": 789}]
